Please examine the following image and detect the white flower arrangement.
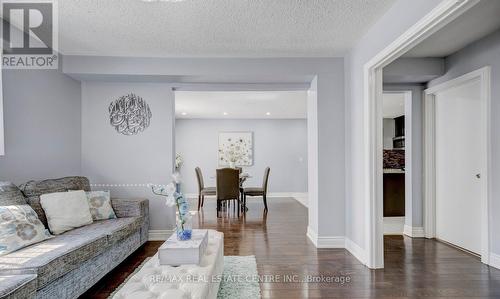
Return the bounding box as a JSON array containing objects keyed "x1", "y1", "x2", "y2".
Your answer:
[
  {"x1": 175, "y1": 153, "x2": 183, "y2": 170},
  {"x1": 149, "y1": 172, "x2": 182, "y2": 207},
  {"x1": 149, "y1": 172, "x2": 192, "y2": 240}
]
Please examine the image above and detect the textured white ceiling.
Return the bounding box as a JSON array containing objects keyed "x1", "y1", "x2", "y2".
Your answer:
[
  {"x1": 383, "y1": 93, "x2": 404, "y2": 118},
  {"x1": 59, "y1": 0, "x2": 395, "y2": 57},
  {"x1": 404, "y1": 0, "x2": 500, "y2": 58},
  {"x1": 175, "y1": 91, "x2": 307, "y2": 119}
]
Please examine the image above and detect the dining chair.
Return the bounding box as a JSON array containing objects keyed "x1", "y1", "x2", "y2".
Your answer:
[
  {"x1": 195, "y1": 167, "x2": 216, "y2": 210},
  {"x1": 216, "y1": 168, "x2": 241, "y2": 217},
  {"x1": 235, "y1": 167, "x2": 244, "y2": 200},
  {"x1": 243, "y1": 167, "x2": 270, "y2": 211}
]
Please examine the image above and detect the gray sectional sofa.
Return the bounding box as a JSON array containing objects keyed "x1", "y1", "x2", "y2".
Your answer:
[{"x1": 0, "y1": 177, "x2": 149, "y2": 299}]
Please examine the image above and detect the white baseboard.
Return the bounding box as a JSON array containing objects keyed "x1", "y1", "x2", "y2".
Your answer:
[
  {"x1": 403, "y1": 225, "x2": 425, "y2": 238},
  {"x1": 184, "y1": 192, "x2": 308, "y2": 207},
  {"x1": 306, "y1": 226, "x2": 319, "y2": 247},
  {"x1": 489, "y1": 252, "x2": 500, "y2": 270},
  {"x1": 306, "y1": 226, "x2": 344, "y2": 248},
  {"x1": 307, "y1": 227, "x2": 366, "y2": 265},
  {"x1": 268, "y1": 192, "x2": 308, "y2": 207},
  {"x1": 148, "y1": 229, "x2": 173, "y2": 241},
  {"x1": 291, "y1": 193, "x2": 308, "y2": 208},
  {"x1": 345, "y1": 238, "x2": 366, "y2": 265},
  {"x1": 383, "y1": 217, "x2": 404, "y2": 235}
]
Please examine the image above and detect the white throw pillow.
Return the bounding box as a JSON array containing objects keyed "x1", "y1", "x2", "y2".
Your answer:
[
  {"x1": 86, "y1": 191, "x2": 117, "y2": 220},
  {"x1": 0, "y1": 205, "x2": 53, "y2": 256},
  {"x1": 40, "y1": 190, "x2": 93, "y2": 235}
]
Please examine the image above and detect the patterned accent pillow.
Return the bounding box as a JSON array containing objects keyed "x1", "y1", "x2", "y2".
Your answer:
[
  {"x1": 86, "y1": 191, "x2": 117, "y2": 220},
  {"x1": 0, "y1": 205, "x2": 52, "y2": 256}
]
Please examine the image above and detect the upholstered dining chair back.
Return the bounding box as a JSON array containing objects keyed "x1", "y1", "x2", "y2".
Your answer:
[
  {"x1": 195, "y1": 167, "x2": 205, "y2": 192},
  {"x1": 216, "y1": 168, "x2": 240, "y2": 200},
  {"x1": 262, "y1": 167, "x2": 271, "y2": 194}
]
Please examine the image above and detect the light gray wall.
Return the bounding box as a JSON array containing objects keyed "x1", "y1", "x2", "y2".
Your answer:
[
  {"x1": 383, "y1": 118, "x2": 395, "y2": 149},
  {"x1": 175, "y1": 119, "x2": 308, "y2": 194},
  {"x1": 65, "y1": 56, "x2": 345, "y2": 239},
  {"x1": 383, "y1": 84, "x2": 425, "y2": 228},
  {"x1": 0, "y1": 69, "x2": 82, "y2": 184},
  {"x1": 428, "y1": 28, "x2": 500, "y2": 255},
  {"x1": 383, "y1": 57, "x2": 445, "y2": 83},
  {"x1": 345, "y1": 0, "x2": 440, "y2": 249},
  {"x1": 81, "y1": 82, "x2": 176, "y2": 230}
]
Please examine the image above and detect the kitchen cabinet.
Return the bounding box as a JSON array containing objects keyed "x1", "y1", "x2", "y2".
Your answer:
[
  {"x1": 394, "y1": 115, "x2": 405, "y2": 137},
  {"x1": 383, "y1": 171, "x2": 405, "y2": 217}
]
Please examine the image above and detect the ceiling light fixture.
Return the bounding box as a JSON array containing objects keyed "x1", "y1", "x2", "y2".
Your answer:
[
  {"x1": 223, "y1": 112, "x2": 228, "y2": 116},
  {"x1": 181, "y1": 112, "x2": 187, "y2": 116},
  {"x1": 266, "y1": 112, "x2": 271, "y2": 116}
]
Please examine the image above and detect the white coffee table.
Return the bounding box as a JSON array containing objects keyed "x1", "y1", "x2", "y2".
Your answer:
[{"x1": 111, "y1": 230, "x2": 224, "y2": 299}]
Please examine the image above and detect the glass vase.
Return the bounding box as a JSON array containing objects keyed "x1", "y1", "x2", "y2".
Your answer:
[{"x1": 176, "y1": 214, "x2": 192, "y2": 241}]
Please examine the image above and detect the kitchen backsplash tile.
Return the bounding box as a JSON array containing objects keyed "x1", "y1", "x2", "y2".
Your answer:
[{"x1": 383, "y1": 149, "x2": 405, "y2": 169}]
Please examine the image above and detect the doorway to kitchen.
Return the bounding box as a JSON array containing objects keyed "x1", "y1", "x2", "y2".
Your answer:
[
  {"x1": 363, "y1": 0, "x2": 495, "y2": 268},
  {"x1": 382, "y1": 91, "x2": 411, "y2": 236}
]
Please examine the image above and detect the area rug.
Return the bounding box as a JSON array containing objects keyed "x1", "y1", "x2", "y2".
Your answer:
[
  {"x1": 108, "y1": 256, "x2": 261, "y2": 299},
  {"x1": 217, "y1": 256, "x2": 261, "y2": 299}
]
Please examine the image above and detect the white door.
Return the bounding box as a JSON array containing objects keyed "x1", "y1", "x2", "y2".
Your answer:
[{"x1": 435, "y1": 78, "x2": 482, "y2": 254}]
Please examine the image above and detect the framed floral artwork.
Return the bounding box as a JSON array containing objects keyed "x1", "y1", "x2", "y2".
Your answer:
[{"x1": 218, "y1": 132, "x2": 253, "y2": 166}]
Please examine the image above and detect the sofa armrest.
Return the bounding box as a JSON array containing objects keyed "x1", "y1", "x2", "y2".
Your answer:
[
  {"x1": 111, "y1": 198, "x2": 149, "y2": 244},
  {"x1": 111, "y1": 198, "x2": 149, "y2": 218}
]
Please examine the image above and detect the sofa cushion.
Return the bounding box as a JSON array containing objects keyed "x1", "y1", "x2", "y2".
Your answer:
[
  {"x1": 0, "y1": 182, "x2": 26, "y2": 206},
  {"x1": 0, "y1": 274, "x2": 37, "y2": 299},
  {"x1": 64, "y1": 217, "x2": 142, "y2": 244},
  {"x1": 0, "y1": 232, "x2": 107, "y2": 289},
  {"x1": 19, "y1": 177, "x2": 91, "y2": 228},
  {"x1": 0, "y1": 217, "x2": 142, "y2": 290},
  {"x1": 243, "y1": 187, "x2": 264, "y2": 195}
]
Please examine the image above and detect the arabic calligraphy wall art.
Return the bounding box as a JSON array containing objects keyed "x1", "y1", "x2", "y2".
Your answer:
[{"x1": 109, "y1": 93, "x2": 152, "y2": 136}]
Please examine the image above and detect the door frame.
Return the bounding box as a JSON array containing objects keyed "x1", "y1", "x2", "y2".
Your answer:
[
  {"x1": 423, "y1": 66, "x2": 491, "y2": 264},
  {"x1": 363, "y1": 0, "x2": 480, "y2": 268}
]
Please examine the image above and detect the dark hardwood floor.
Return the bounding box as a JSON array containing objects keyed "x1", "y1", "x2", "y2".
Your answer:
[{"x1": 82, "y1": 197, "x2": 500, "y2": 298}]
